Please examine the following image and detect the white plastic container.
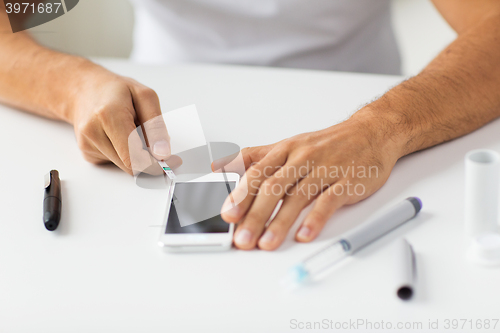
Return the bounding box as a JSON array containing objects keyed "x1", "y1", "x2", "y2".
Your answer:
[
  {"x1": 467, "y1": 233, "x2": 500, "y2": 266},
  {"x1": 465, "y1": 149, "x2": 500, "y2": 237}
]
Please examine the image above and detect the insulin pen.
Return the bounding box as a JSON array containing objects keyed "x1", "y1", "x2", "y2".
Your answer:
[{"x1": 282, "y1": 197, "x2": 422, "y2": 289}]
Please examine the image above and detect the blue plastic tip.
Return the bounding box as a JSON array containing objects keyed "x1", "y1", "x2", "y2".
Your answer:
[
  {"x1": 291, "y1": 264, "x2": 309, "y2": 283},
  {"x1": 407, "y1": 197, "x2": 422, "y2": 214},
  {"x1": 281, "y1": 264, "x2": 310, "y2": 291}
]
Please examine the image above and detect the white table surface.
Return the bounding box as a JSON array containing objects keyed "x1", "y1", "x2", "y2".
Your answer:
[{"x1": 1, "y1": 59, "x2": 500, "y2": 333}]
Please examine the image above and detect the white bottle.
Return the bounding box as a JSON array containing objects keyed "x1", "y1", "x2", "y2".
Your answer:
[{"x1": 465, "y1": 149, "x2": 500, "y2": 237}]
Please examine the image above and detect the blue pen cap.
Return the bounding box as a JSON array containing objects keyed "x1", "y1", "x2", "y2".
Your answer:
[{"x1": 407, "y1": 197, "x2": 422, "y2": 214}]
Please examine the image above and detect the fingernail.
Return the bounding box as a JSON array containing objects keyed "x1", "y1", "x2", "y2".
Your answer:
[
  {"x1": 221, "y1": 198, "x2": 239, "y2": 218},
  {"x1": 153, "y1": 140, "x2": 170, "y2": 158},
  {"x1": 297, "y1": 226, "x2": 311, "y2": 239},
  {"x1": 260, "y1": 230, "x2": 275, "y2": 244},
  {"x1": 235, "y1": 229, "x2": 252, "y2": 245}
]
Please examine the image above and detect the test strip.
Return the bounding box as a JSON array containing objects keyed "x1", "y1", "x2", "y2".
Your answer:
[{"x1": 158, "y1": 161, "x2": 176, "y2": 180}]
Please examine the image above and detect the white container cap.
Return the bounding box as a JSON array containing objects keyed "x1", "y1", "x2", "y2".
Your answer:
[{"x1": 467, "y1": 233, "x2": 500, "y2": 266}]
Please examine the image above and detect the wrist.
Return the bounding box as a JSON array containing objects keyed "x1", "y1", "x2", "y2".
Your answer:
[
  {"x1": 29, "y1": 51, "x2": 93, "y2": 123},
  {"x1": 349, "y1": 106, "x2": 408, "y2": 161},
  {"x1": 37, "y1": 52, "x2": 117, "y2": 124},
  {"x1": 51, "y1": 56, "x2": 109, "y2": 124}
]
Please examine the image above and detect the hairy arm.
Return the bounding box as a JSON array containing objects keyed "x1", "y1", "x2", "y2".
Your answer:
[
  {"x1": 0, "y1": 4, "x2": 170, "y2": 173},
  {"x1": 356, "y1": 0, "x2": 500, "y2": 157},
  {"x1": 0, "y1": 1, "x2": 86, "y2": 121}
]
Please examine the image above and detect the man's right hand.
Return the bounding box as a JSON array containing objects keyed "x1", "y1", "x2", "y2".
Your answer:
[
  {"x1": 1, "y1": 2, "x2": 168, "y2": 174},
  {"x1": 0, "y1": 1, "x2": 171, "y2": 175},
  {"x1": 69, "y1": 65, "x2": 171, "y2": 175}
]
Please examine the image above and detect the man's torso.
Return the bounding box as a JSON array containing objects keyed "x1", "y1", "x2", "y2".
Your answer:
[{"x1": 130, "y1": 0, "x2": 401, "y2": 75}]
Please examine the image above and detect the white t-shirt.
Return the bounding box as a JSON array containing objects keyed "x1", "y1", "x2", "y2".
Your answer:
[{"x1": 129, "y1": 0, "x2": 401, "y2": 75}]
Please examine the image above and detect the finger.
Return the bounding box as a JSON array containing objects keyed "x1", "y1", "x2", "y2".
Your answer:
[
  {"x1": 127, "y1": 127, "x2": 161, "y2": 176},
  {"x1": 83, "y1": 123, "x2": 133, "y2": 174},
  {"x1": 165, "y1": 155, "x2": 183, "y2": 169},
  {"x1": 295, "y1": 179, "x2": 351, "y2": 243},
  {"x1": 220, "y1": 147, "x2": 287, "y2": 223},
  {"x1": 129, "y1": 85, "x2": 171, "y2": 160},
  {"x1": 78, "y1": 139, "x2": 113, "y2": 165},
  {"x1": 233, "y1": 161, "x2": 311, "y2": 249},
  {"x1": 82, "y1": 150, "x2": 109, "y2": 165},
  {"x1": 258, "y1": 175, "x2": 330, "y2": 250},
  {"x1": 212, "y1": 151, "x2": 245, "y2": 176},
  {"x1": 97, "y1": 107, "x2": 140, "y2": 173},
  {"x1": 212, "y1": 145, "x2": 274, "y2": 173}
]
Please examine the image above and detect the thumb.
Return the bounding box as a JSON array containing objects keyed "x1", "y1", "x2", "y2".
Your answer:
[
  {"x1": 129, "y1": 83, "x2": 171, "y2": 161},
  {"x1": 143, "y1": 115, "x2": 171, "y2": 161}
]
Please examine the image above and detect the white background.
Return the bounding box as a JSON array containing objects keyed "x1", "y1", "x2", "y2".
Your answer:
[{"x1": 2, "y1": 60, "x2": 500, "y2": 333}]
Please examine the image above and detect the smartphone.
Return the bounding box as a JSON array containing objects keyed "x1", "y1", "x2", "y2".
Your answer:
[{"x1": 158, "y1": 172, "x2": 240, "y2": 252}]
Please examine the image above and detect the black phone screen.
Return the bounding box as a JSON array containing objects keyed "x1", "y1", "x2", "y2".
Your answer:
[{"x1": 165, "y1": 181, "x2": 236, "y2": 234}]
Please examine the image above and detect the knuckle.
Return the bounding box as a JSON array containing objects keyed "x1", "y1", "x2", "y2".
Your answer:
[
  {"x1": 94, "y1": 106, "x2": 113, "y2": 123},
  {"x1": 286, "y1": 181, "x2": 322, "y2": 203},
  {"x1": 241, "y1": 147, "x2": 251, "y2": 156},
  {"x1": 278, "y1": 138, "x2": 294, "y2": 150},
  {"x1": 273, "y1": 143, "x2": 290, "y2": 157},
  {"x1": 244, "y1": 211, "x2": 265, "y2": 225},
  {"x1": 323, "y1": 184, "x2": 345, "y2": 201},
  {"x1": 296, "y1": 150, "x2": 313, "y2": 161},
  {"x1": 286, "y1": 187, "x2": 309, "y2": 202},
  {"x1": 137, "y1": 87, "x2": 158, "y2": 100},
  {"x1": 247, "y1": 165, "x2": 263, "y2": 179},
  {"x1": 307, "y1": 210, "x2": 327, "y2": 226},
  {"x1": 76, "y1": 121, "x2": 94, "y2": 138},
  {"x1": 245, "y1": 145, "x2": 264, "y2": 155},
  {"x1": 261, "y1": 177, "x2": 280, "y2": 194},
  {"x1": 123, "y1": 77, "x2": 139, "y2": 86},
  {"x1": 145, "y1": 118, "x2": 166, "y2": 132}
]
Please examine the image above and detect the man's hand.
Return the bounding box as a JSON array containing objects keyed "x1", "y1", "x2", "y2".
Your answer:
[
  {"x1": 219, "y1": 0, "x2": 500, "y2": 251},
  {"x1": 0, "y1": 5, "x2": 171, "y2": 174},
  {"x1": 220, "y1": 113, "x2": 401, "y2": 250},
  {"x1": 69, "y1": 66, "x2": 171, "y2": 175}
]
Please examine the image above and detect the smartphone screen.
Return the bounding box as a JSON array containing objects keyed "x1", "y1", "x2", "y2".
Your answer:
[{"x1": 165, "y1": 181, "x2": 236, "y2": 234}]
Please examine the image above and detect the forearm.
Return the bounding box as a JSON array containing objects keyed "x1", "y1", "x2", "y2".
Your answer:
[
  {"x1": 356, "y1": 10, "x2": 500, "y2": 158},
  {"x1": 0, "y1": 5, "x2": 100, "y2": 123}
]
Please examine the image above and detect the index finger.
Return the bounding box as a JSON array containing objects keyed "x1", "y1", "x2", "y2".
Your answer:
[
  {"x1": 212, "y1": 145, "x2": 274, "y2": 175},
  {"x1": 220, "y1": 148, "x2": 287, "y2": 222}
]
